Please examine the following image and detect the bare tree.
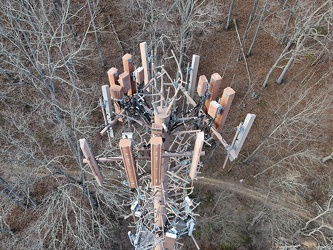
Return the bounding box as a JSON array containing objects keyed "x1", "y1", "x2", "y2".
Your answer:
[
  {"x1": 225, "y1": 0, "x2": 235, "y2": 30},
  {"x1": 0, "y1": 0, "x2": 130, "y2": 248},
  {"x1": 301, "y1": 194, "x2": 333, "y2": 246},
  {"x1": 246, "y1": 0, "x2": 269, "y2": 57},
  {"x1": 0, "y1": 203, "x2": 16, "y2": 249},
  {"x1": 247, "y1": 67, "x2": 333, "y2": 165},
  {"x1": 262, "y1": 0, "x2": 333, "y2": 86},
  {"x1": 240, "y1": 63, "x2": 333, "y2": 247},
  {"x1": 236, "y1": 0, "x2": 259, "y2": 61},
  {"x1": 122, "y1": 0, "x2": 224, "y2": 70},
  {"x1": 86, "y1": 0, "x2": 106, "y2": 66},
  {"x1": 175, "y1": 0, "x2": 218, "y2": 70},
  {"x1": 322, "y1": 152, "x2": 333, "y2": 163}
]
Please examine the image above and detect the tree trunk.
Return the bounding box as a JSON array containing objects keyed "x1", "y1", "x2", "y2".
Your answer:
[
  {"x1": 262, "y1": 39, "x2": 293, "y2": 87},
  {"x1": 322, "y1": 153, "x2": 333, "y2": 163},
  {"x1": 236, "y1": 0, "x2": 259, "y2": 61},
  {"x1": 225, "y1": 0, "x2": 235, "y2": 30},
  {"x1": 86, "y1": 0, "x2": 105, "y2": 66},
  {"x1": 247, "y1": 0, "x2": 269, "y2": 57},
  {"x1": 276, "y1": 37, "x2": 303, "y2": 84},
  {"x1": 276, "y1": 52, "x2": 295, "y2": 84},
  {"x1": 280, "y1": 0, "x2": 298, "y2": 46}
]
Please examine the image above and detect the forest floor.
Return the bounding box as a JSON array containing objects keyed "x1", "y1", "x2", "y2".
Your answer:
[
  {"x1": 1, "y1": 0, "x2": 332, "y2": 249},
  {"x1": 198, "y1": 177, "x2": 313, "y2": 221}
]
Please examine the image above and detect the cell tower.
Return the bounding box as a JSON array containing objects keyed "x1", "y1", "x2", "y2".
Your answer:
[{"x1": 79, "y1": 42, "x2": 255, "y2": 250}]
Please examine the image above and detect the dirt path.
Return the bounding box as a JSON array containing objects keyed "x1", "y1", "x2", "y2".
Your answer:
[{"x1": 197, "y1": 177, "x2": 313, "y2": 220}]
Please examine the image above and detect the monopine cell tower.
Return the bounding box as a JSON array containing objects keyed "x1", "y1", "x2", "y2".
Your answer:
[{"x1": 79, "y1": 42, "x2": 255, "y2": 250}]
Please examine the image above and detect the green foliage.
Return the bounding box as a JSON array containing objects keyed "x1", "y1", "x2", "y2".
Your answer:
[
  {"x1": 35, "y1": 131, "x2": 52, "y2": 145},
  {"x1": 314, "y1": 26, "x2": 326, "y2": 35},
  {"x1": 220, "y1": 244, "x2": 237, "y2": 250},
  {"x1": 227, "y1": 18, "x2": 237, "y2": 30},
  {"x1": 305, "y1": 53, "x2": 315, "y2": 60},
  {"x1": 327, "y1": 176, "x2": 333, "y2": 190},
  {"x1": 256, "y1": 99, "x2": 267, "y2": 107},
  {"x1": 240, "y1": 231, "x2": 252, "y2": 244}
]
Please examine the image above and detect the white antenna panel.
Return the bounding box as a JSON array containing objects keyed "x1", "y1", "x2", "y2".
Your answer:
[{"x1": 231, "y1": 113, "x2": 256, "y2": 160}]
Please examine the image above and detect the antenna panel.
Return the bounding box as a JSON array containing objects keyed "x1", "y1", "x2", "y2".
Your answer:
[
  {"x1": 151, "y1": 136, "x2": 163, "y2": 186},
  {"x1": 119, "y1": 72, "x2": 131, "y2": 93},
  {"x1": 230, "y1": 113, "x2": 256, "y2": 160},
  {"x1": 79, "y1": 139, "x2": 104, "y2": 186},
  {"x1": 197, "y1": 75, "x2": 208, "y2": 97},
  {"x1": 102, "y1": 85, "x2": 113, "y2": 123},
  {"x1": 107, "y1": 67, "x2": 119, "y2": 85},
  {"x1": 188, "y1": 55, "x2": 200, "y2": 98},
  {"x1": 119, "y1": 139, "x2": 138, "y2": 188},
  {"x1": 204, "y1": 73, "x2": 222, "y2": 112},
  {"x1": 140, "y1": 42, "x2": 149, "y2": 85},
  {"x1": 215, "y1": 87, "x2": 235, "y2": 132},
  {"x1": 208, "y1": 100, "x2": 222, "y2": 118},
  {"x1": 189, "y1": 132, "x2": 204, "y2": 180}
]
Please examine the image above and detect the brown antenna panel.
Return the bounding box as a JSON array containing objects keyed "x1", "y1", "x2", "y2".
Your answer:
[
  {"x1": 215, "y1": 87, "x2": 235, "y2": 133},
  {"x1": 204, "y1": 73, "x2": 222, "y2": 113},
  {"x1": 122, "y1": 53, "x2": 136, "y2": 95},
  {"x1": 79, "y1": 139, "x2": 104, "y2": 186},
  {"x1": 208, "y1": 100, "x2": 222, "y2": 118},
  {"x1": 110, "y1": 84, "x2": 124, "y2": 122},
  {"x1": 119, "y1": 72, "x2": 131, "y2": 93},
  {"x1": 119, "y1": 139, "x2": 138, "y2": 188},
  {"x1": 164, "y1": 232, "x2": 177, "y2": 250},
  {"x1": 122, "y1": 54, "x2": 134, "y2": 74},
  {"x1": 110, "y1": 84, "x2": 124, "y2": 100},
  {"x1": 189, "y1": 132, "x2": 204, "y2": 180},
  {"x1": 107, "y1": 67, "x2": 119, "y2": 85},
  {"x1": 197, "y1": 75, "x2": 208, "y2": 97},
  {"x1": 151, "y1": 136, "x2": 163, "y2": 186}
]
